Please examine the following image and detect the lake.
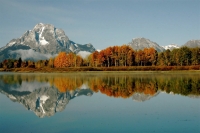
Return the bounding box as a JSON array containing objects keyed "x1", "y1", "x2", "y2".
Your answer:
[{"x1": 0, "y1": 72, "x2": 200, "y2": 133}]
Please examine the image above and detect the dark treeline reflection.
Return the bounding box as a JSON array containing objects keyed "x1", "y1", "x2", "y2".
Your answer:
[{"x1": 0, "y1": 73, "x2": 200, "y2": 98}]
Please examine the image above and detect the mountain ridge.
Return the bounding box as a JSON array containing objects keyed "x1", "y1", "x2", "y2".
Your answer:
[
  {"x1": 0, "y1": 23, "x2": 199, "y2": 61},
  {"x1": 0, "y1": 23, "x2": 96, "y2": 61},
  {"x1": 128, "y1": 38, "x2": 200, "y2": 52}
]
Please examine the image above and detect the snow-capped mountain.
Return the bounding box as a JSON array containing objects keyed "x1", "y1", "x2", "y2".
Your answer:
[
  {"x1": 162, "y1": 44, "x2": 179, "y2": 50},
  {"x1": 0, "y1": 23, "x2": 96, "y2": 61},
  {"x1": 183, "y1": 40, "x2": 200, "y2": 48},
  {"x1": 162, "y1": 40, "x2": 200, "y2": 51},
  {"x1": 128, "y1": 38, "x2": 165, "y2": 52}
]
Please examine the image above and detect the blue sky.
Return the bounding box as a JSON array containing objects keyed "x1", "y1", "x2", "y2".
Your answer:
[{"x1": 0, "y1": 0, "x2": 199, "y2": 50}]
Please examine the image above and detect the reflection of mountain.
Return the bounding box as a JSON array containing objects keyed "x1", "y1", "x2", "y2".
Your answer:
[
  {"x1": 188, "y1": 95, "x2": 200, "y2": 99},
  {"x1": 0, "y1": 81, "x2": 93, "y2": 118},
  {"x1": 132, "y1": 91, "x2": 160, "y2": 102}
]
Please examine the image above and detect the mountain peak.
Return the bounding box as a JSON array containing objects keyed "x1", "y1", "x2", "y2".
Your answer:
[
  {"x1": 0, "y1": 23, "x2": 96, "y2": 61},
  {"x1": 34, "y1": 23, "x2": 52, "y2": 28},
  {"x1": 183, "y1": 40, "x2": 200, "y2": 48},
  {"x1": 129, "y1": 37, "x2": 165, "y2": 52}
]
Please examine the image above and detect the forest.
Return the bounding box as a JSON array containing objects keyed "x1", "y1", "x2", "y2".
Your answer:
[{"x1": 0, "y1": 45, "x2": 200, "y2": 71}]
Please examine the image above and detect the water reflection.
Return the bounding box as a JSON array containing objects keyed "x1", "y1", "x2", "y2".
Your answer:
[{"x1": 0, "y1": 72, "x2": 199, "y2": 117}]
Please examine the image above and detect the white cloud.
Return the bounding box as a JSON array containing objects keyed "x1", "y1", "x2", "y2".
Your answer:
[
  {"x1": 96, "y1": 49, "x2": 101, "y2": 52},
  {"x1": 9, "y1": 81, "x2": 51, "y2": 92},
  {"x1": 9, "y1": 49, "x2": 56, "y2": 61},
  {"x1": 77, "y1": 51, "x2": 91, "y2": 59}
]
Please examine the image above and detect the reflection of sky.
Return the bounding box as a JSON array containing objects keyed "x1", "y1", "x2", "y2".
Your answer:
[
  {"x1": 0, "y1": 91, "x2": 199, "y2": 133},
  {"x1": 56, "y1": 92, "x2": 200, "y2": 133},
  {"x1": 9, "y1": 81, "x2": 51, "y2": 92}
]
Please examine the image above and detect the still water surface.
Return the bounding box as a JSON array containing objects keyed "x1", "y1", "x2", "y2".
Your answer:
[{"x1": 0, "y1": 72, "x2": 200, "y2": 133}]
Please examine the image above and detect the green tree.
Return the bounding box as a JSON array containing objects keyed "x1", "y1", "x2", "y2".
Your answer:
[
  {"x1": 191, "y1": 48, "x2": 200, "y2": 65},
  {"x1": 18, "y1": 57, "x2": 22, "y2": 68},
  {"x1": 179, "y1": 47, "x2": 191, "y2": 66},
  {"x1": 171, "y1": 48, "x2": 180, "y2": 66},
  {"x1": 163, "y1": 49, "x2": 171, "y2": 66},
  {"x1": 157, "y1": 52, "x2": 165, "y2": 66}
]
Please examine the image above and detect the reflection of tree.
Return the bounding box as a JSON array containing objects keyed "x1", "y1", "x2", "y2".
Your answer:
[
  {"x1": 99, "y1": 76, "x2": 135, "y2": 98},
  {"x1": 53, "y1": 77, "x2": 83, "y2": 93},
  {"x1": 88, "y1": 75, "x2": 200, "y2": 98},
  {"x1": 134, "y1": 80, "x2": 158, "y2": 96},
  {"x1": 0, "y1": 73, "x2": 199, "y2": 97},
  {"x1": 88, "y1": 76, "x2": 158, "y2": 98},
  {"x1": 158, "y1": 76, "x2": 200, "y2": 96}
]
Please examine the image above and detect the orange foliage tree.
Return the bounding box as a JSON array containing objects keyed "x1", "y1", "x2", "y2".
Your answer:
[
  {"x1": 54, "y1": 52, "x2": 68, "y2": 68},
  {"x1": 89, "y1": 45, "x2": 135, "y2": 67},
  {"x1": 90, "y1": 51, "x2": 99, "y2": 67},
  {"x1": 54, "y1": 52, "x2": 83, "y2": 68},
  {"x1": 76, "y1": 55, "x2": 83, "y2": 67}
]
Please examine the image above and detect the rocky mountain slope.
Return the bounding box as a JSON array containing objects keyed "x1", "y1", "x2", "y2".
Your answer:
[
  {"x1": 0, "y1": 23, "x2": 96, "y2": 61},
  {"x1": 183, "y1": 40, "x2": 200, "y2": 48},
  {"x1": 128, "y1": 38, "x2": 165, "y2": 52}
]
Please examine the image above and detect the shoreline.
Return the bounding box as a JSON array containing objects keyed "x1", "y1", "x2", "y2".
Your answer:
[{"x1": 0, "y1": 66, "x2": 200, "y2": 74}]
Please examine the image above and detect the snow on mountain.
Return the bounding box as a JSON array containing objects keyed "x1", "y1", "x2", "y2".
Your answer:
[
  {"x1": 39, "y1": 26, "x2": 49, "y2": 45},
  {"x1": 162, "y1": 44, "x2": 179, "y2": 50},
  {"x1": 7, "y1": 40, "x2": 16, "y2": 47},
  {"x1": 69, "y1": 45, "x2": 74, "y2": 52}
]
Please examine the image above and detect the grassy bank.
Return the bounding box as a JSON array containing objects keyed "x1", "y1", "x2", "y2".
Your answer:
[{"x1": 0, "y1": 65, "x2": 200, "y2": 73}]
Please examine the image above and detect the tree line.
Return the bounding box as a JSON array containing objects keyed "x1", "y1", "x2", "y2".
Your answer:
[
  {"x1": 0, "y1": 45, "x2": 199, "y2": 69},
  {"x1": 89, "y1": 45, "x2": 200, "y2": 67}
]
